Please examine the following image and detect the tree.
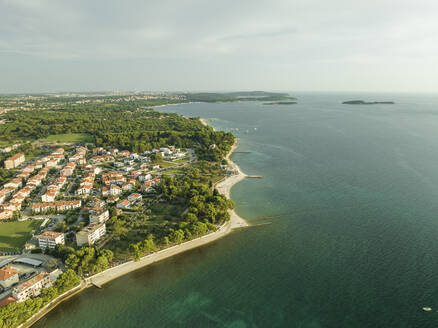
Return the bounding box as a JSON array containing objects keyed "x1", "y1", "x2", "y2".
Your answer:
[
  {"x1": 55, "y1": 269, "x2": 81, "y2": 293},
  {"x1": 65, "y1": 254, "x2": 79, "y2": 270},
  {"x1": 185, "y1": 212, "x2": 198, "y2": 223},
  {"x1": 129, "y1": 243, "x2": 141, "y2": 261},
  {"x1": 169, "y1": 229, "x2": 185, "y2": 244},
  {"x1": 95, "y1": 256, "x2": 109, "y2": 272}
]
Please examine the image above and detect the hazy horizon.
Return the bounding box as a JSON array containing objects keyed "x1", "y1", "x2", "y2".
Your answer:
[{"x1": 1, "y1": 0, "x2": 438, "y2": 93}]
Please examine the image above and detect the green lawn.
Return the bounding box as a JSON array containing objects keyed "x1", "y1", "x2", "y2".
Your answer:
[
  {"x1": 0, "y1": 220, "x2": 42, "y2": 252},
  {"x1": 42, "y1": 133, "x2": 93, "y2": 143}
]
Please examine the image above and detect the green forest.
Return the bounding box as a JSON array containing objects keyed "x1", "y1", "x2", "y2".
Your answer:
[{"x1": 0, "y1": 102, "x2": 234, "y2": 161}]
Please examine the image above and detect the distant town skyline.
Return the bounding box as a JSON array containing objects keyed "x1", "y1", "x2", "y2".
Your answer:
[{"x1": 1, "y1": 0, "x2": 438, "y2": 93}]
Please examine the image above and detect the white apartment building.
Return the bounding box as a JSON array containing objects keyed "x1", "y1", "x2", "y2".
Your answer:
[
  {"x1": 12, "y1": 272, "x2": 51, "y2": 302},
  {"x1": 76, "y1": 223, "x2": 106, "y2": 246},
  {"x1": 36, "y1": 231, "x2": 65, "y2": 249}
]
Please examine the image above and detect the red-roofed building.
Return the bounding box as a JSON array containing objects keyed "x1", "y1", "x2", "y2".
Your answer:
[
  {"x1": 0, "y1": 296, "x2": 16, "y2": 308},
  {"x1": 0, "y1": 210, "x2": 13, "y2": 220},
  {"x1": 4, "y1": 153, "x2": 25, "y2": 169},
  {"x1": 119, "y1": 150, "x2": 130, "y2": 157},
  {"x1": 0, "y1": 266, "x2": 19, "y2": 288}
]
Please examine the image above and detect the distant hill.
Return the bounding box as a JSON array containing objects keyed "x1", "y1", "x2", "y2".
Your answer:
[
  {"x1": 184, "y1": 91, "x2": 297, "y2": 103},
  {"x1": 342, "y1": 100, "x2": 395, "y2": 105}
]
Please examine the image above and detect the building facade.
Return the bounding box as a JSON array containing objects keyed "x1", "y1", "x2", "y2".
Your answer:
[
  {"x1": 12, "y1": 272, "x2": 51, "y2": 302},
  {"x1": 4, "y1": 153, "x2": 25, "y2": 169},
  {"x1": 76, "y1": 223, "x2": 106, "y2": 246},
  {"x1": 36, "y1": 231, "x2": 65, "y2": 249},
  {"x1": 0, "y1": 266, "x2": 19, "y2": 288}
]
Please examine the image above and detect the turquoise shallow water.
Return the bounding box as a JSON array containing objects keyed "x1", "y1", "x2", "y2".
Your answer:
[{"x1": 35, "y1": 93, "x2": 438, "y2": 327}]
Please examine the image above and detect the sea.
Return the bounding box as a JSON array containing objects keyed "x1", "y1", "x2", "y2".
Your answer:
[{"x1": 35, "y1": 92, "x2": 438, "y2": 328}]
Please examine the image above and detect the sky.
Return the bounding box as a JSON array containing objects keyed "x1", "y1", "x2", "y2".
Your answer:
[{"x1": 1, "y1": 0, "x2": 438, "y2": 93}]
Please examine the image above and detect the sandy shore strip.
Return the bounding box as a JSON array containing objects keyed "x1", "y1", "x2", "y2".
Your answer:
[
  {"x1": 216, "y1": 142, "x2": 248, "y2": 229},
  {"x1": 200, "y1": 117, "x2": 248, "y2": 228}
]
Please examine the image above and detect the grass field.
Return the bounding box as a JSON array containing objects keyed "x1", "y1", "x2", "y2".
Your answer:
[
  {"x1": 42, "y1": 133, "x2": 93, "y2": 143},
  {"x1": 0, "y1": 220, "x2": 42, "y2": 252}
]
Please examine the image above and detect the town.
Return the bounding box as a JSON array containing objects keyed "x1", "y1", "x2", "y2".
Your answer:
[{"x1": 0, "y1": 142, "x2": 192, "y2": 307}]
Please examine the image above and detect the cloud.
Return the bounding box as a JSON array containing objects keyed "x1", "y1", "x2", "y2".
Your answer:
[{"x1": 1, "y1": 0, "x2": 438, "y2": 92}]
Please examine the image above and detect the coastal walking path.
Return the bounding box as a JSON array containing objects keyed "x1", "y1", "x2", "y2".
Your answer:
[{"x1": 88, "y1": 221, "x2": 232, "y2": 286}]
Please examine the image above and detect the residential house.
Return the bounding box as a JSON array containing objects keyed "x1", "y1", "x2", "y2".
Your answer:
[
  {"x1": 128, "y1": 193, "x2": 142, "y2": 204},
  {"x1": 116, "y1": 199, "x2": 130, "y2": 209},
  {"x1": 0, "y1": 210, "x2": 13, "y2": 220},
  {"x1": 102, "y1": 172, "x2": 126, "y2": 186},
  {"x1": 119, "y1": 150, "x2": 130, "y2": 157},
  {"x1": 27, "y1": 174, "x2": 43, "y2": 187},
  {"x1": 106, "y1": 195, "x2": 119, "y2": 204},
  {"x1": 141, "y1": 181, "x2": 154, "y2": 193},
  {"x1": 93, "y1": 147, "x2": 104, "y2": 155},
  {"x1": 139, "y1": 174, "x2": 152, "y2": 182},
  {"x1": 4, "y1": 178, "x2": 22, "y2": 190},
  {"x1": 45, "y1": 159, "x2": 58, "y2": 168},
  {"x1": 21, "y1": 165, "x2": 35, "y2": 175},
  {"x1": 110, "y1": 184, "x2": 122, "y2": 196},
  {"x1": 0, "y1": 267, "x2": 19, "y2": 288},
  {"x1": 34, "y1": 159, "x2": 44, "y2": 169},
  {"x1": 51, "y1": 148, "x2": 64, "y2": 156},
  {"x1": 60, "y1": 162, "x2": 76, "y2": 176},
  {"x1": 122, "y1": 181, "x2": 135, "y2": 192}
]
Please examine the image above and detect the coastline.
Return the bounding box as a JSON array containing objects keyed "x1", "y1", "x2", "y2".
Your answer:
[
  {"x1": 151, "y1": 101, "x2": 201, "y2": 109},
  {"x1": 215, "y1": 140, "x2": 248, "y2": 229},
  {"x1": 87, "y1": 121, "x2": 248, "y2": 285},
  {"x1": 23, "y1": 119, "x2": 248, "y2": 327},
  {"x1": 200, "y1": 118, "x2": 248, "y2": 228}
]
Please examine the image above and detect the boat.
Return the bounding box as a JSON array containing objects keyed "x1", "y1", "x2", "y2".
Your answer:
[{"x1": 423, "y1": 307, "x2": 432, "y2": 311}]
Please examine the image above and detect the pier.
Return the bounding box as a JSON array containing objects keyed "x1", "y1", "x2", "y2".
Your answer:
[
  {"x1": 91, "y1": 282, "x2": 103, "y2": 289},
  {"x1": 247, "y1": 175, "x2": 264, "y2": 179}
]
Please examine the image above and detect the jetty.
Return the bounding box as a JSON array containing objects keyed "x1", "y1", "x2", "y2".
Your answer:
[
  {"x1": 250, "y1": 215, "x2": 281, "y2": 222},
  {"x1": 91, "y1": 281, "x2": 103, "y2": 289},
  {"x1": 247, "y1": 175, "x2": 264, "y2": 179}
]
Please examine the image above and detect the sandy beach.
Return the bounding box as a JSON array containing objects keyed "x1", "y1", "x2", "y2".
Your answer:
[
  {"x1": 215, "y1": 141, "x2": 248, "y2": 229},
  {"x1": 200, "y1": 117, "x2": 248, "y2": 228}
]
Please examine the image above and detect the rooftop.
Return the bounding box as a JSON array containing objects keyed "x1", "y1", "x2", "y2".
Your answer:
[
  {"x1": 12, "y1": 258, "x2": 43, "y2": 267},
  {"x1": 14, "y1": 272, "x2": 48, "y2": 293},
  {"x1": 7, "y1": 153, "x2": 24, "y2": 161},
  {"x1": 37, "y1": 231, "x2": 64, "y2": 239},
  {"x1": 0, "y1": 266, "x2": 18, "y2": 281}
]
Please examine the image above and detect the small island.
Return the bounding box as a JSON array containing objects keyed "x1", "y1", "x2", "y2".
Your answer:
[
  {"x1": 263, "y1": 101, "x2": 297, "y2": 105},
  {"x1": 342, "y1": 100, "x2": 395, "y2": 105}
]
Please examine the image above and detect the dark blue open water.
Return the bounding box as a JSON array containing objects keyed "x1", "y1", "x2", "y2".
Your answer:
[{"x1": 35, "y1": 93, "x2": 438, "y2": 327}]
